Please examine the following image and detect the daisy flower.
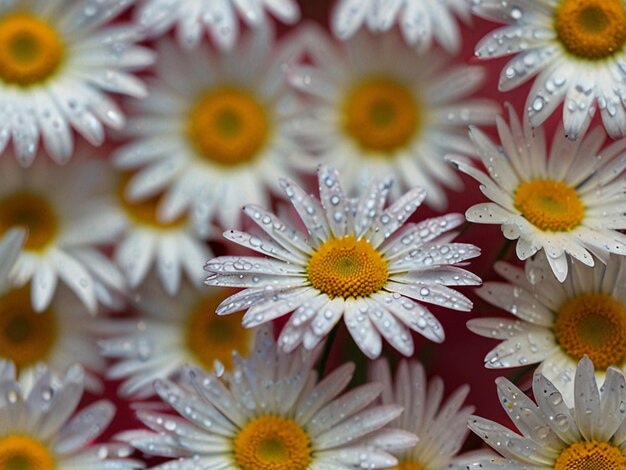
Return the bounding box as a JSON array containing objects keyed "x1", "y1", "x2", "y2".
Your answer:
[
  {"x1": 0, "y1": 360, "x2": 143, "y2": 469},
  {"x1": 448, "y1": 106, "x2": 626, "y2": 282},
  {"x1": 0, "y1": 0, "x2": 153, "y2": 166},
  {"x1": 289, "y1": 27, "x2": 498, "y2": 209},
  {"x1": 0, "y1": 150, "x2": 127, "y2": 313},
  {"x1": 205, "y1": 165, "x2": 481, "y2": 359},
  {"x1": 467, "y1": 356, "x2": 626, "y2": 469},
  {"x1": 119, "y1": 325, "x2": 418, "y2": 469},
  {"x1": 332, "y1": 0, "x2": 470, "y2": 53},
  {"x1": 113, "y1": 172, "x2": 213, "y2": 295},
  {"x1": 133, "y1": 0, "x2": 300, "y2": 50},
  {"x1": 101, "y1": 279, "x2": 255, "y2": 398},
  {"x1": 469, "y1": 251, "x2": 626, "y2": 406},
  {"x1": 473, "y1": 0, "x2": 626, "y2": 139},
  {"x1": 0, "y1": 227, "x2": 25, "y2": 293},
  {"x1": 369, "y1": 358, "x2": 478, "y2": 469},
  {"x1": 114, "y1": 28, "x2": 306, "y2": 231}
]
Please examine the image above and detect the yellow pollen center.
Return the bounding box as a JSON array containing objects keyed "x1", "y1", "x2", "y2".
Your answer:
[
  {"x1": 0, "y1": 192, "x2": 59, "y2": 252},
  {"x1": 554, "y1": 293, "x2": 626, "y2": 370},
  {"x1": 554, "y1": 440, "x2": 626, "y2": 469},
  {"x1": 185, "y1": 290, "x2": 252, "y2": 372},
  {"x1": 0, "y1": 13, "x2": 64, "y2": 86},
  {"x1": 234, "y1": 416, "x2": 312, "y2": 470},
  {"x1": 343, "y1": 78, "x2": 420, "y2": 153},
  {"x1": 0, "y1": 435, "x2": 55, "y2": 470},
  {"x1": 393, "y1": 462, "x2": 426, "y2": 470},
  {"x1": 555, "y1": 0, "x2": 626, "y2": 60},
  {"x1": 307, "y1": 235, "x2": 388, "y2": 299},
  {"x1": 187, "y1": 87, "x2": 270, "y2": 166},
  {"x1": 0, "y1": 286, "x2": 57, "y2": 371},
  {"x1": 514, "y1": 179, "x2": 584, "y2": 232}
]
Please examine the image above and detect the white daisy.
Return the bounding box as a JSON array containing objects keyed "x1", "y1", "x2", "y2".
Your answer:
[
  {"x1": 468, "y1": 251, "x2": 626, "y2": 406},
  {"x1": 205, "y1": 165, "x2": 481, "y2": 359},
  {"x1": 473, "y1": 0, "x2": 626, "y2": 139},
  {"x1": 113, "y1": 28, "x2": 306, "y2": 231},
  {"x1": 332, "y1": 0, "x2": 470, "y2": 53},
  {"x1": 133, "y1": 0, "x2": 300, "y2": 50},
  {"x1": 369, "y1": 358, "x2": 478, "y2": 470},
  {"x1": 101, "y1": 278, "x2": 255, "y2": 399},
  {"x1": 0, "y1": 227, "x2": 25, "y2": 293},
  {"x1": 0, "y1": 360, "x2": 143, "y2": 469},
  {"x1": 289, "y1": 27, "x2": 498, "y2": 209},
  {"x1": 118, "y1": 324, "x2": 418, "y2": 469},
  {"x1": 448, "y1": 105, "x2": 626, "y2": 282},
  {"x1": 0, "y1": 148, "x2": 127, "y2": 313},
  {"x1": 0, "y1": 0, "x2": 153, "y2": 166},
  {"x1": 467, "y1": 356, "x2": 626, "y2": 469}
]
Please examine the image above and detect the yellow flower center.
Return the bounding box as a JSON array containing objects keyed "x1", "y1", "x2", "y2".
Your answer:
[
  {"x1": 514, "y1": 179, "x2": 584, "y2": 232},
  {"x1": 554, "y1": 293, "x2": 626, "y2": 370},
  {"x1": 554, "y1": 0, "x2": 626, "y2": 60},
  {"x1": 0, "y1": 435, "x2": 55, "y2": 470},
  {"x1": 0, "y1": 192, "x2": 59, "y2": 252},
  {"x1": 554, "y1": 440, "x2": 626, "y2": 469},
  {"x1": 0, "y1": 286, "x2": 57, "y2": 371},
  {"x1": 186, "y1": 87, "x2": 270, "y2": 166},
  {"x1": 394, "y1": 462, "x2": 426, "y2": 470},
  {"x1": 185, "y1": 290, "x2": 252, "y2": 371},
  {"x1": 233, "y1": 416, "x2": 312, "y2": 470},
  {"x1": 343, "y1": 78, "x2": 420, "y2": 153},
  {"x1": 307, "y1": 235, "x2": 388, "y2": 299},
  {"x1": 0, "y1": 13, "x2": 64, "y2": 86}
]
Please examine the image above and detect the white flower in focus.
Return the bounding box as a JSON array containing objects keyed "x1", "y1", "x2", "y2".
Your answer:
[
  {"x1": 119, "y1": 325, "x2": 418, "y2": 469},
  {"x1": 0, "y1": 0, "x2": 153, "y2": 166},
  {"x1": 448, "y1": 106, "x2": 626, "y2": 282},
  {"x1": 0, "y1": 227, "x2": 25, "y2": 293},
  {"x1": 205, "y1": 165, "x2": 481, "y2": 359}
]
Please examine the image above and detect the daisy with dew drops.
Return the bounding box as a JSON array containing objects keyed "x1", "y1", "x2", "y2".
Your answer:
[
  {"x1": 0, "y1": 0, "x2": 153, "y2": 166},
  {"x1": 448, "y1": 105, "x2": 626, "y2": 282},
  {"x1": 205, "y1": 165, "x2": 481, "y2": 359},
  {"x1": 100, "y1": 278, "x2": 255, "y2": 399},
  {"x1": 473, "y1": 0, "x2": 626, "y2": 139},
  {"x1": 118, "y1": 324, "x2": 419, "y2": 469},
  {"x1": 0, "y1": 227, "x2": 25, "y2": 293},
  {"x1": 467, "y1": 356, "x2": 626, "y2": 469},
  {"x1": 289, "y1": 26, "x2": 498, "y2": 209}
]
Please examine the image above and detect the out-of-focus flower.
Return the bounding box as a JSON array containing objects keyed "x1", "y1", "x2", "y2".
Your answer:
[
  {"x1": 0, "y1": 151, "x2": 127, "y2": 313},
  {"x1": 290, "y1": 27, "x2": 498, "y2": 209},
  {"x1": 0, "y1": 360, "x2": 143, "y2": 469},
  {"x1": 467, "y1": 356, "x2": 626, "y2": 468},
  {"x1": 473, "y1": 0, "x2": 626, "y2": 139},
  {"x1": 449, "y1": 106, "x2": 626, "y2": 282},
  {"x1": 118, "y1": 325, "x2": 418, "y2": 469},
  {"x1": 469, "y1": 252, "x2": 626, "y2": 406},
  {"x1": 133, "y1": 0, "x2": 300, "y2": 50},
  {"x1": 205, "y1": 165, "x2": 480, "y2": 359},
  {"x1": 114, "y1": 28, "x2": 306, "y2": 231},
  {"x1": 0, "y1": 0, "x2": 153, "y2": 166},
  {"x1": 331, "y1": 0, "x2": 470, "y2": 53},
  {"x1": 369, "y1": 358, "x2": 478, "y2": 469},
  {"x1": 100, "y1": 279, "x2": 254, "y2": 399},
  {"x1": 0, "y1": 227, "x2": 25, "y2": 293}
]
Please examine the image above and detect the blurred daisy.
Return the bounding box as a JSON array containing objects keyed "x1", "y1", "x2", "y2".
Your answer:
[
  {"x1": 469, "y1": 252, "x2": 626, "y2": 406},
  {"x1": 205, "y1": 165, "x2": 481, "y2": 359},
  {"x1": 114, "y1": 29, "x2": 305, "y2": 231},
  {"x1": 101, "y1": 279, "x2": 254, "y2": 398},
  {"x1": 289, "y1": 28, "x2": 497, "y2": 208},
  {"x1": 332, "y1": 0, "x2": 470, "y2": 53},
  {"x1": 0, "y1": 151, "x2": 126, "y2": 313},
  {"x1": 0, "y1": 0, "x2": 153, "y2": 166},
  {"x1": 448, "y1": 106, "x2": 626, "y2": 282},
  {"x1": 0, "y1": 227, "x2": 25, "y2": 293},
  {"x1": 113, "y1": 172, "x2": 212, "y2": 295},
  {"x1": 474, "y1": 0, "x2": 626, "y2": 139},
  {"x1": 369, "y1": 358, "x2": 477, "y2": 469},
  {"x1": 133, "y1": 0, "x2": 300, "y2": 50},
  {"x1": 468, "y1": 356, "x2": 626, "y2": 469},
  {"x1": 0, "y1": 360, "x2": 142, "y2": 469},
  {"x1": 119, "y1": 325, "x2": 418, "y2": 469}
]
